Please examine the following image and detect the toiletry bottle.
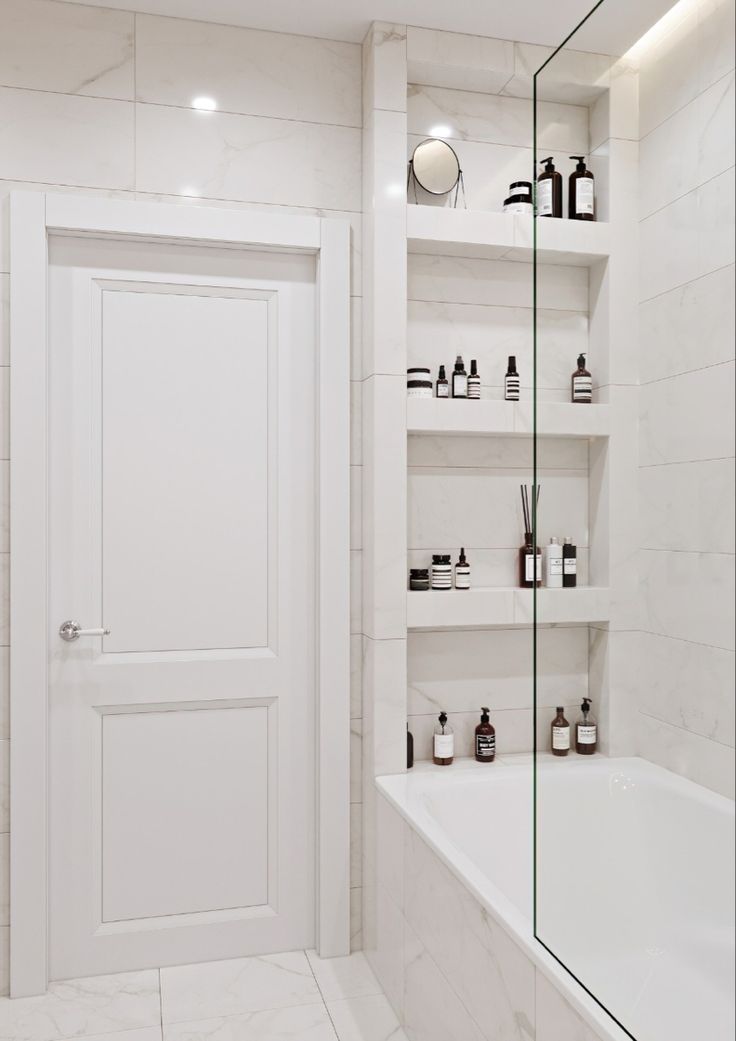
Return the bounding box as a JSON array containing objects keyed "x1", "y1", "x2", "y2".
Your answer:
[
  {"x1": 436, "y1": 364, "x2": 449, "y2": 398},
  {"x1": 571, "y1": 353, "x2": 592, "y2": 404},
  {"x1": 519, "y1": 533, "x2": 542, "y2": 588},
  {"x1": 468, "y1": 359, "x2": 481, "y2": 399},
  {"x1": 505, "y1": 356, "x2": 520, "y2": 401},
  {"x1": 475, "y1": 707, "x2": 496, "y2": 763},
  {"x1": 569, "y1": 156, "x2": 595, "y2": 221},
  {"x1": 452, "y1": 355, "x2": 468, "y2": 398},
  {"x1": 545, "y1": 536, "x2": 563, "y2": 588},
  {"x1": 455, "y1": 547, "x2": 470, "y2": 589},
  {"x1": 551, "y1": 707, "x2": 570, "y2": 757},
  {"x1": 407, "y1": 725, "x2": 414, "y2": 769},
  {"x1": 575, "y1": 698, "x2": 597, "y2": 755},
  {"x1": 433, "y1": 712, "x2": 454, "y2": 766},
  {"x1": 431, "y1": 554, "x2": 453, "y2": 590},
  {"x1": 537, "y1": 157, "x2": 563, "y2": 218},
  {"x1": 562, "y1": 537, "x2": 577, "y2": 588}
]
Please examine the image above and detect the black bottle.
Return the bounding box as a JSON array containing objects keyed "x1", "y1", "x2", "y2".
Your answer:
[
  {"x1": 537, "y1": 157, "x2": 563, "y2": 218},
  {"x1": 562, "y1": 537, "x2": 577, "y2": 588},
  {"x1": 407, "y1": 726, "x2": 414, "y2": 769},
  {"x1": 505, "y1": 355, "x2": 520, "y2": 401},
  {"x1": 569, "y1": 156, "x2": 595, "y2": 221}
]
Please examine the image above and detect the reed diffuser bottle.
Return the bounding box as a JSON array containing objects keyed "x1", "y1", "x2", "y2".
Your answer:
[{"x1": 519, "y1": 484, "x2": 542, "y2": 588}]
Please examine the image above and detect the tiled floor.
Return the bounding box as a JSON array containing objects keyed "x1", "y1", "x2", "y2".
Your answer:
[{"x1": 0, "y1": 950, "x2": 409, "y2": 1041}]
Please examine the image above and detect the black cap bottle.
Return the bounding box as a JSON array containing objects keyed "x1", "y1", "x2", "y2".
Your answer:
[
  {"x1": 475, "y1": 707, "x2": 496, "y2": 762},
  {"x1": 537, "y1": 157, "x2": 562, "y2": 218},
  {"x1": 569, "y1": 156, "x2": 595, "y2": 221}
]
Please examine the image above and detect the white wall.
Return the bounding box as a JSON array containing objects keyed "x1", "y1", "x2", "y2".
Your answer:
[
  {"x1": 0, "y1": 0, "x2": 365, "y2": 987},
  {"x1": 635, "y1": 0, "x2": 735, "y2": 798}
]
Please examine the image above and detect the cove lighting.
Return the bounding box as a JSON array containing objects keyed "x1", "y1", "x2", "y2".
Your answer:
[
  {"x1": 192, "y1": 96, "x2": 218, "y2": 111},
  {"x1": 624, "y1": 0, "x2": 699, "y2": 64}
]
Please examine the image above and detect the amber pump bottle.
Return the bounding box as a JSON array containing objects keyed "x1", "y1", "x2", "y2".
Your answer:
[
  {"x1": 475, "y1": 707, "x2": 496, "y2": 762},
  {"x1": 569, "y1": 156, "x2": 596, "y2": 221},
  {"x1": 571, "y1": 353, "x2": 592, "y2": 404},
  {"x1": 551, "y1": 707, "x2": 570, "y2": 756},
  {"x1": 575, "y1": 698, "x2": 597, "y2": 755},
  {"x1": 537, "y1": 157, "x2": 563, "y2": 218}
]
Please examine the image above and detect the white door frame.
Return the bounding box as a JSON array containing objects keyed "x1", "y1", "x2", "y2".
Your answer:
[{"x1": 9, "y1": 192, "x2": 352, "y2": 996}]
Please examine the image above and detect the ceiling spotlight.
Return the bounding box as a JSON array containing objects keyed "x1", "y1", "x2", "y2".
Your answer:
[{"x1": 192, "y1": 96, "x2": 217, "y2": 111}]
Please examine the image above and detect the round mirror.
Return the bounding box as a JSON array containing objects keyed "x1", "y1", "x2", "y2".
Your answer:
[{"x1": 410, "y1": 138, "x2": 461, "y2": 195}]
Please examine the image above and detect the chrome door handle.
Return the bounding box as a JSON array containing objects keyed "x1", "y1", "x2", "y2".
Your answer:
[{"x1": 59, "y1": 620, "x2": 111, "y2": 642}]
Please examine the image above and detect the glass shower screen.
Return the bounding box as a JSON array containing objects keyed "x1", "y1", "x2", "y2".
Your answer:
[{"x1": 533, "y1": 1, "x2": 735, "y2": 1039}]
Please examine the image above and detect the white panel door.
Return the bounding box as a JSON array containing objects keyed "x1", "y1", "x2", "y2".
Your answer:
[{"x1": 47, "y1": 234, "x2": 317, "y2": 980}]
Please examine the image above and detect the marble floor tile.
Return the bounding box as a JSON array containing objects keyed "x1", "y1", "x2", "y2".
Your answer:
[
  {"x1": 160, "y1": 952, "x2": 322, "y2": 1025},
  {"x1": 326, "y1": 995, "x2": 408, "y2": 1041},
  {"x1": 162, "y1": 1005, "x2": 337, "y2": 1041},
  {"x1": 59, "y1": 1031, "x2": 162, "y2": 1041},
  {"x1": 0, "y1": 971, "x2": 160, "y2": 1041},
  {"x1": 306, "y1": 951, "x2": 383, "y2": 1003}
]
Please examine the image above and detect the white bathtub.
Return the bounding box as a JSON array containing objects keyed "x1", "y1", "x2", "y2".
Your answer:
[{"x1": 377, "y1": 755, "x2": 735, "y2": 1041}]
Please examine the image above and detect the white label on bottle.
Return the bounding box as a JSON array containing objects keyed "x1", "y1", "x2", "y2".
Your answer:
[
  {"x1": 575, "y1": 178, "x2": 595, "y2": 215},
  {"x1": 504, "y1": 201, "x2": 534, "y2": 215},
  {"x1": 434, "y1": 734, "x2": 454, "y2": 758},
  {"x1": 505, "y1": 376, "x2": 520, "y2": 401},
  {"x1": 476, "y1": 734, "x2": 496, "y2": 757},
  {"x1": 538, "y1": 179, "x2": 553, "y2": 216},
  {"x1": 525, "y1": 554, "x2": 542, "y2": 581},
  {"x1": 455, "y1": 566, "x2": 470, "y2": 589},
  {"x1": 407, "y1": 386, "x2": 433, "y2": 398},
  {"x1": 564, "y1": 557, "x2": 577, "y2": 575},
  {"x1": 578, "y1": 725, "x2": 597, "y2": 744},
  {"x1": 548, "y1": 558, "x2": 563, "y2": 576},
  {"x1": 468, "y1": 378, "x2": 481, "y2": 399},
  {"x1": 552, "y1": 726, "x2": 570, "y2": 750},
  {"x1": 573, "y1": 376, "x2": 593, "y2": 402},
  {"x1": 437, "y1": 384, "x2": 449, "y2": 398},
  {"x1": 453, "y1": 374, "x2": 468, "y2": 396}
]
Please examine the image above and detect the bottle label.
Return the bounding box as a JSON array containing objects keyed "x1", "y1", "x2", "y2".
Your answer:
[
  {"x1": 552, "y1": 726, "x2": 570, "y2": 750},
  {"x1": 453, "y1": 374, "x2": 468, "y2": 396},
  {"x1": 575, "y1": 178, "x2": 595, "y2": 215},
  {"x1": 548, "y1": 558, "x2": 563, "y2": 576},
  {"x1": 573, "y1": 376, "x2": 593, "y2": 402},
  {"x1": 525, "y1": 554, "x2": 542, "y2": 581},
  {"x1": 455, "y1": 566, "x2": 470, "y2": 589},
  {"x1": 437, "y1": 383, "x2": 449, "y2": 398},
  {"x1": 578, "y1": 724, "x2": 597, "y2": 745},
  {"x1": 468, "y1": 378, "x2": 481, "y2": 399},
  {"x1": 564, "y1": 557, "x2": 577, "y2": 575},
  {"x1": 505, "y1": 376, "x2": 520, "y2": 401},
  {"x1": 407, "y1": 385, "x2": 433, "y2": 398},
  {"x1": 434, "y1": 734, "x2": 454, "y2": 758},
  {"x1": 538, "y1": 179, "x2": 553, "y2": 216},
  {"x1": 432, "y1": 564, "x2": 453, "y2": 590},
  {"x1": 476, "y1": 734, "x2": 496, "y2": 758},
  {"x1": 504, "y1": 201, "x2": 533, "y2": 215}
]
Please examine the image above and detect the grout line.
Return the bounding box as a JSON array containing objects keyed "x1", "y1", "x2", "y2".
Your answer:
[
  {"x1": 639, "y1": 547, "x2": 735, "y2": 556},
  {"x1": 638, "y1": 259, "x2": 735, "y2": 305},
  {"x1": 639, "y1": 65, "x2": 736, "y2": 142},
  {"x1": 639, "y1": 454, "x2": 735, "y2": 468},
  {"x1": 305, "y1": 950, "x2": 341, "y2": 1040},
  {"x1": 638, "y1": 162, "x2": 735, "y2": 223},
  {"x1": 638, "y1": 709, "x2": 735, "y2": 751},
  {"x1": 158, "y1": 968, "x2": 164, "y2": 1038},
  {"x1": 639, "y1": 357, "x2": 735, "y2": 387}
]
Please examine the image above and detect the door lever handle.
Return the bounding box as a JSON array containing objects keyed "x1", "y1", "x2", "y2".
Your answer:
[{"x1": 58, "y1": 620, "x2": 111, "y2": 642}]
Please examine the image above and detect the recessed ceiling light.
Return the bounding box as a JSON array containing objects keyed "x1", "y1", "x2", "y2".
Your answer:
[
  {"x1": 429, "y1": 124, "x2": 453, "y2": 138},
  {"x1": 192, "y1": 96, "x2": 218, "y2": 111},
  {"x1": 179, "y1": 186, "x2": 201, "y2": 198}
]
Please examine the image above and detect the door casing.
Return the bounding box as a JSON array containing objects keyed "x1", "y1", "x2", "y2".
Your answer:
[{"x1": 9, "y1": 193, "x2": 352, "y2": 996}]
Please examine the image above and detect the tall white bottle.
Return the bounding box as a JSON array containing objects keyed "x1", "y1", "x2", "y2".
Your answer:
[{"x1": 545, "y1": 536, "x2": 563, "y2": 588}]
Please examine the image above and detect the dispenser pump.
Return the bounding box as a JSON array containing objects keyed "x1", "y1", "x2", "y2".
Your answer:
[
  {"x1": 541, "y1": 156, "x2": 556, "y2": 172},
  {"x1": 577, "y1": 353, "x2": 586, "y2": 368},
  {"x1": 480, "y1": 707, "x2": 490, "y2": 724},
  {"x1": 571, "y1": 155, "x2": 588, "y2": 172},
  {"x1": 581, "y1": 697, "x2": 592, "y2": 716}
]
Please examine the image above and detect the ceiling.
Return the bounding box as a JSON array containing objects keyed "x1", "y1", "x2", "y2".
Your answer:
[{"x1": 53, "y1": 0, "x2": 618, "y2": 47}]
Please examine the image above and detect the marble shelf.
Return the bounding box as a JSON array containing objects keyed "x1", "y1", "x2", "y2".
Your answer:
[
  {"x1": 406, "y1": 586, "x2": 611, "y2": 630},
  {"x1": 407, "y1": 398, "x2": 610, "y2": 439}
]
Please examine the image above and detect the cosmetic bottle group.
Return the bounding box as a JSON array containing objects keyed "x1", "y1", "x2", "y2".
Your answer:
[
  {"x1": 410, "y1": 548, "x2": 471, "y2": 591},
  {"x1": 431, "y1": 708, "x2": 496, "y2": 766},
  {"x1": 537, "y1": 155, "x2": 596, "y2": 220}
]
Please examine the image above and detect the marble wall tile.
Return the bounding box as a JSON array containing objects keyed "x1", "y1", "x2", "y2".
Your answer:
[
  {"x1": 365, "y1": 885, "x2": 405, "y2": 1018},
  {"x1": 636, "y1": 709, "x2": 735, "y2": 798},
  {"x1": 639, "y1": 457, "x2": 735, "y2": 554},
  {"x1": 0, "y1": 560, "x2": 6, "y2": 650},
  {"x1": 0, "y1": 647, "x2": 7, "y2": 741},
  {"x1": 351, "y1": 803, "x2": 363, "y2": 888},
  {"x1": 407, "y1": 254, "x2": 588, "y2": 313},
  {"x1": 73, "y1": 1030, "x2": 162, "y2": 1041},
  {"x1": 0, "y1": 276, "x2": 7, "y2": 363},
  {"x1": 638, "y1": 548, "x2": 735, "y2": 650},
  {"x1": 407, "y1": 626, "x2": 587, "y2": 715},
  {"x1": 350, "y1": 889, "x2": 363, "y2": 953},
  {"x1": 363, "y1": 23, "x2": 407, "y2": 119},
  {"x1": 697, "y1": 0, "x2": 736, "y2": 94},
  {"x1": 0, "y1": 833, "x2": 7, "y2": 927},
  {"x1": 406, "y1": 27, "x2": 514, "y2": 95},
  {"x1": 636, "y1": 630, "x2": 735, "y2": 746},
  {"x1": 350, "y1": 465, "x2": 363, "y2": 551},
  {"x1": 162, "y1": 1006, "x2": 336, "y2": 1041},
  {"x1": 135, "y1": 104, "x2": 361, "y2": 211},
  {"x1": 136, "y1": 15, "x2": 360, "y2": 127},
  {"x1": 403, "y1": 924, "x2": 486, "y2": 1041},
  {"x1": 407, "y1": 435, "x2": 588, "y2": 471},
  {"x1": 0, "y1": 969, "x2": 160, "y2": 1041},
  {"x1": 0, "y1": 462, "x2": 6, "y2": 558},
  {"x1": 350, "y1": 551, "x2": 362, "y2": 636},
  {"x1": 160, "y1": 953, "x2": 321, "y2": 1024},
  {"x1": 350, "y1": 719, "x2": 363, "y2": 804},
  {"x1": 638, "y1": 4, "x2": 701, "y2": 138},
  {"x1": 0, "y1": 369, "x2": 7, "y2": 462},
  {"x1": 326, "y1": 994, "x2": 405, "y2": 1041},
  {"x1": 504, "y1": 44, "x2": 611, "y2": 105},
  {"x1": 535, "y1": 971, "x2": 602, "y2": 1041},
  {"x1": 407, "y1": 85, "x2": 588, "y2": 153},
  {"x1": 403, "y1": 827, "x2": 535, "y2": 1041},
  {"x1": 350, "y1": 634, "x2": 363, "y2": 720},
  {"x1": 639, "y1": 71, "x2": 735, "y2": 219},
  {"x1": 639, "y1": 361, "x2": 734, "y2": 466},
  {"x1": 0, "y1": 0, "x2": 134, "y2": 99},
  {"x1": 362, "y1": 638, "x2": 407, "y2": 776},
  {"x1": 305, "y1": 950, "x2": 383, "y2": 1002},
  {"x1": 407, "y1": 468, "x2": 589, "y2": 552},
  {"x1": 639, "y1": 265, "x2": 735, "y2": 383},
  {"x1": 407, "y1": 300, "x2": 589, "y2": 398},
  {"x1": 0, "y1": 88, "x2": 134, "y2": 189}
]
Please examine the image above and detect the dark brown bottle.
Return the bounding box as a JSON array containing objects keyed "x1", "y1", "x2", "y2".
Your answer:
[
  {"x1": 569, "y1": 156, "x2": 596, "y2": 221},
  {"x1": 519, "y1": 533, "x2": 541, "y2": 588},
  {"x1": 571, "y1": 353, "x2": 592, "y2": 404},
  {"x1": 551, "y1": 707, "x2": 570, "y2": 757},
  {"x1": 575, "y1": 698, "x2": 597, "y2": 755},
  {"x1": 562, "y1": 537, "x2": 577, "y2": 588},
  {"x1": 537, "y1": 157, "x2": 563, "y2": 218},
  {"x1": 474, "y1": 707, "x2": 496, "y2": 762}
]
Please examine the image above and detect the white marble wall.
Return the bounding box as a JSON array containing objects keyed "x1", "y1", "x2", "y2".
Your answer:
[
  {"x1": 0, "y1": 0, "x2": 365, "y2": 985},
  {"x1": 636, "y1": 0, "x2": 735, "y2": 799},
  {"x1": 369, "y1": 789, "x2": 618, "y2": 1041}
]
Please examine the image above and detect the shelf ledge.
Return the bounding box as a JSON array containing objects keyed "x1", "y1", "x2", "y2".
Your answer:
[
  {"x1": 407, "y1": 587, "x2": 610, "y2": 630},
  {"x1": 407, "y1": 398, "x2": 610, "y2": 439}
]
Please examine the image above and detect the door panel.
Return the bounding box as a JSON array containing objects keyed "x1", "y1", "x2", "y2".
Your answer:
[{"x1": 47, "y1": 235, "x2": 316, "y2": 979}]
